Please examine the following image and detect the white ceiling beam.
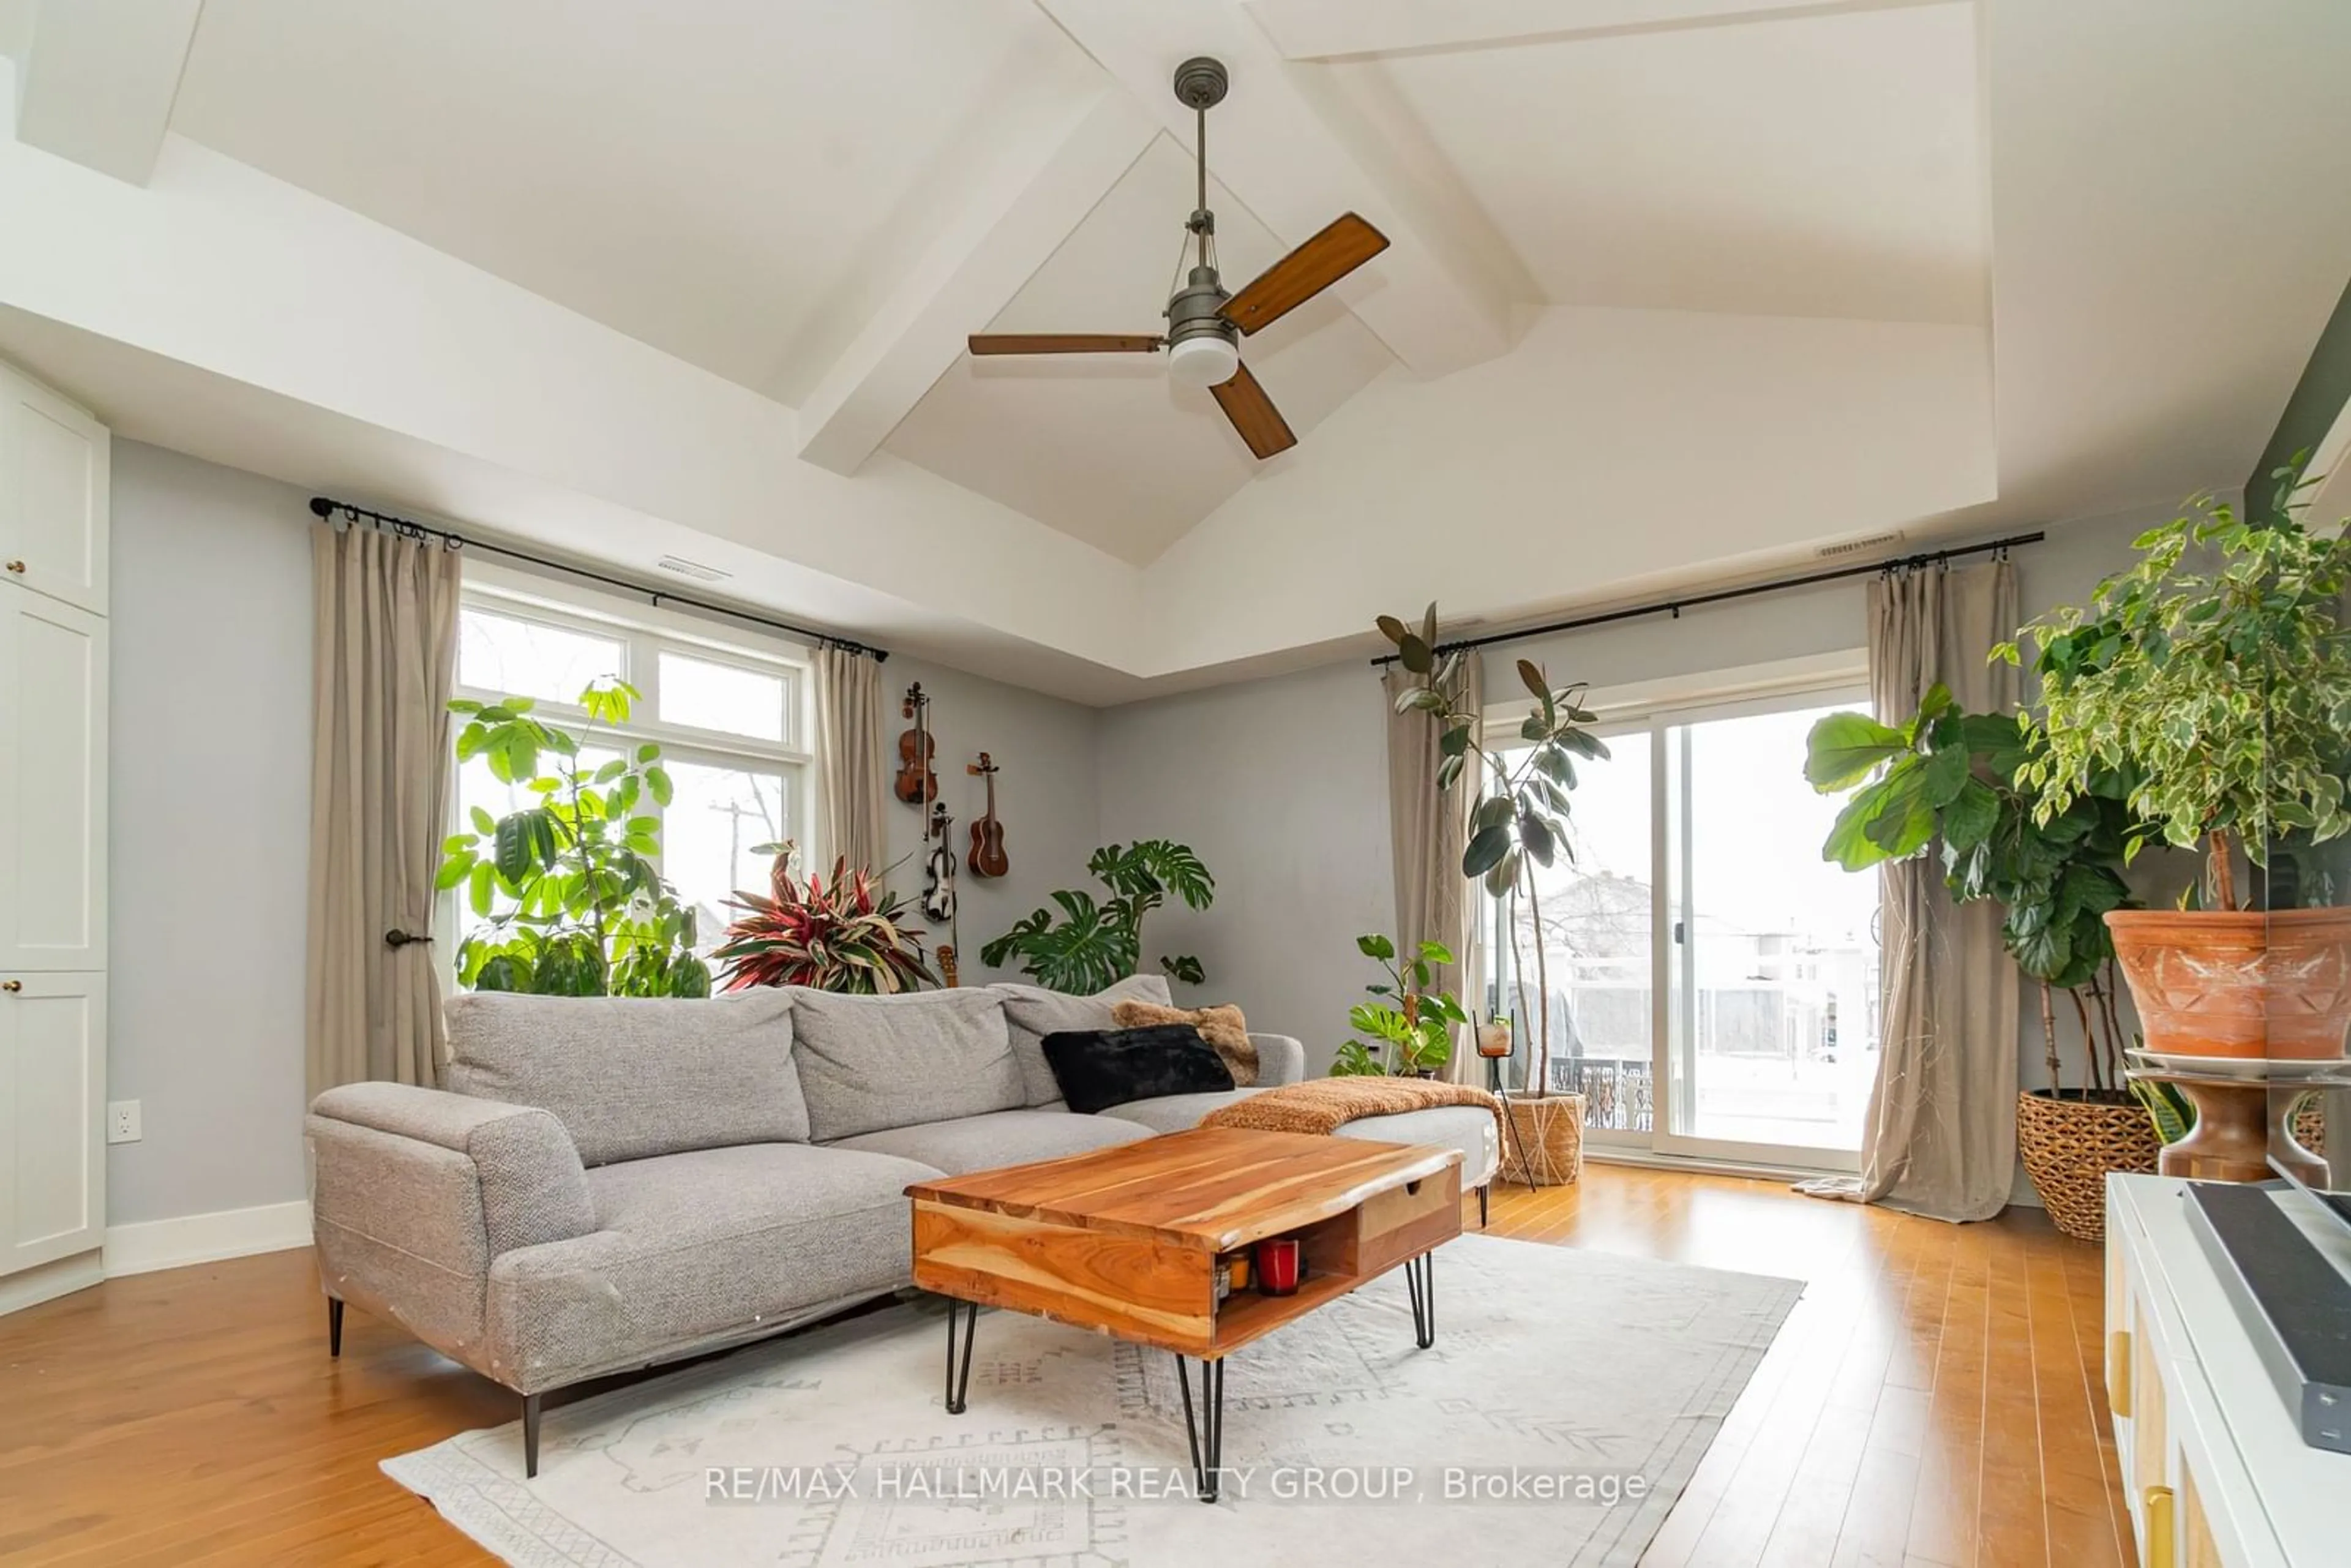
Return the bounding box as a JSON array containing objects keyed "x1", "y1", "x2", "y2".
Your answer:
[
  {"x1": 795, "y1": 89, "x2": 1159, "y2": 476},
  {"x1": 11, "y1": 0, "x2": 204, "y2": 185},
  {"x1": 1037, "y1": 0, "x2": 1518, "y2": 379},
  {"x1": 1243, "y1": 0, "x2": 1938, "y2": 60}
]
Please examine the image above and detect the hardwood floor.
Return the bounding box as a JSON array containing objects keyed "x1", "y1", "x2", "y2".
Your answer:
[{"x1": 0, "y1": 1164, "x2": 2126, "y2": 1566}]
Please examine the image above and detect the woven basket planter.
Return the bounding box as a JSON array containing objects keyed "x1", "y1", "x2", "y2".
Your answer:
[
  {"x1": 2016, "y1": 1089, "x2": 2161, "y2": 1244},
  {"x1": 1504, "y1": 1094, "x2": 1585, "y2": 1188}
]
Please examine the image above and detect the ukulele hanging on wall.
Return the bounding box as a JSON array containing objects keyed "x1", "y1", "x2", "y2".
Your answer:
[{"x1": 966, "y1": 753, "x2": 1008, "y2": 878}]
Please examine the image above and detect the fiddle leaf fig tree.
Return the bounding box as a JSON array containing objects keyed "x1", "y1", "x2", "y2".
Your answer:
[
  {"x1": 436, "y1": 679, "x2": 711, "y2": 999},
  {"x1": 1805, "y1": 689, "x2": 2140, "y2": 1093},
  {"x1": 2001, "y1": 476, "x2": 2351, "y2": 910},
  {"x1": 1378, "y1": 604, "x2": 1606, "y2": 1097}
]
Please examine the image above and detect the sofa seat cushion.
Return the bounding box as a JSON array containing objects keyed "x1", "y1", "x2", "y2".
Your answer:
[
  {"x1": 1334, "y1": 1106, "x2": 1500, "y2": 1190},
  {"x1": 1100, "y1": 1092, "x2": 1500, "y2": 1188},
  {"x1": 1095, "y1": 1087, "x2": 1263, "y2": 1134},
  {"x1": 828, "y1": 1109, "x2": 1152, "y2": 1176},
  {"x1": 444, "y1": 990, "x2": 806, "y2": 1166},
  {"x1": 789, "y1": 988, "x2": 1024, "y2": 1142},
  {"x1": 993, "y1": 975, "x2": 1174, "y2": 1107},
  {"x1": 483, "y1": 1142, "x2": 931, "y2": 1393}
]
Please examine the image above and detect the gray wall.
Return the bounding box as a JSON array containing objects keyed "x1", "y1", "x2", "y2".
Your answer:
[
  {"x1": 1097, "y1": 659, "x2": 1395, "y2": 1068},
  {"x1": 109, "y1": 441, "x2": 315, "y2": 1225},
  {"x1": 874, "y1": 655, "x2": 1103, "y2": 988},
  {"x1": 1095, "y1": 501, "x2": 2204, "y2": 1092}
]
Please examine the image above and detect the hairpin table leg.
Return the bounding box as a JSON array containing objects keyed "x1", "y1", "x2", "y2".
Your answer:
[{"x1": 943, "y1": 1299, "x2": 980, "y2": 1414}]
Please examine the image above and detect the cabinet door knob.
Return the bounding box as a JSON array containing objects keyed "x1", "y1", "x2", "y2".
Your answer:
[
  {"x1": 4, "y1": 561, "x2": 24, "y2": 574},
  {"x1": 1, "y1": 980, "x2": 21, "y2": 993}
]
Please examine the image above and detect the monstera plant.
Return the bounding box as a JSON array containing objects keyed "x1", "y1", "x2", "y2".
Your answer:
[
  {"x1": 1331, "y1": 934, "x2": 1467, "y2": 1078},
  {"x1": 713, "y1": 846, "x2": 935, "y2": 994},
  {"x1": 981, "y1": 840, "x2": 1215, "y2": 993},
  {"x1": 436, "y1": 679, "x2": 711, "y2": 998}
]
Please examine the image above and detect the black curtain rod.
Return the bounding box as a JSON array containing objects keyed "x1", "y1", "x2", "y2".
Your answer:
[
  {"x1": 307, "y1": 496, "x2": 888, "y2": 661},
  {"x1": 1369, "y1": 530, "x2": 2046, "y2": 667}
]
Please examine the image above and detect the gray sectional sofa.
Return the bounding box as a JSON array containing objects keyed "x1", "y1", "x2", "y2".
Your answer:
[{"x1": 306, "y1": 975, "x2": 1499, "y2": 1476}]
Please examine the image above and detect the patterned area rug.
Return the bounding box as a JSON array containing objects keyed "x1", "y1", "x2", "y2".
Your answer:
[{"x1": 385, "y1": 1233, "x2": 1799, "y2": 1566}]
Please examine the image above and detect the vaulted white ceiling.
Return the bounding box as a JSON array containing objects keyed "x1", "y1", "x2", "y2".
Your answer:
[{"x1": 0, "y1": 0, "x2": 2345, "y2": 702}]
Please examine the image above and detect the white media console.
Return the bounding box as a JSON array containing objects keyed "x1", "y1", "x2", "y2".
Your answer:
[{"x1": 2106, "y1": 1174, "x2": 2351, "y2": 1566}]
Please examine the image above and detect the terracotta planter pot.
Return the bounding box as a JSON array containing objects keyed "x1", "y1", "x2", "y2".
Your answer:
[
  {"x1": 2014, "y1": 1089, "x2": 2160, "y2": 1243},
  {"x1": 2105, "y1": 907, "x2": 2351, "y2": 1060}
]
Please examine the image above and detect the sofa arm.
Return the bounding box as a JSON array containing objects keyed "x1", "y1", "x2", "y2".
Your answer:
[
  {"x1": 1251, "y1": 1033, "x2": 1307, "y2": 1087},
  {"x1": 309, "y1": 1083, "x2": 596, "y2": 1260}
]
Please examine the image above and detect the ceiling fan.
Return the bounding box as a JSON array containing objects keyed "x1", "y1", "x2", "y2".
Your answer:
[{"x1": 966, "y1": 56, "x2": 1390, "y2": 460}]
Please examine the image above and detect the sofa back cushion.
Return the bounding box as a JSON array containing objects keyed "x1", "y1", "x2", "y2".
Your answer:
[
  {"x1": 443, "y1": 990, "x2": 806, "y2": 1166},
  {"x1": 993, "y1": 974, "x2": 1175, "y2": 1106},
  {"x1": 789, "y1": 988, "x2": 1024, "y2": 1142}
]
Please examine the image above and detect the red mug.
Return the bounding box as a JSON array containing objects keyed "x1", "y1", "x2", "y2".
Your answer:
[{"x1": 1254, "y1": 1237, "x2": 1302, "y2": 1297}]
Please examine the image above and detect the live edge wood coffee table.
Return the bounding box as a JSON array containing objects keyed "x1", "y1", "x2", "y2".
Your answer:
[{"x1": 906, "y1": 1125, "x2": 1464, "y2": 1502}]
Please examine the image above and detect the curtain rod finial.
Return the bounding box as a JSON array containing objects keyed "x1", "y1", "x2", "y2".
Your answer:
[{"x1": 308, "y1": 496, "x2": 334, "y2": 519}]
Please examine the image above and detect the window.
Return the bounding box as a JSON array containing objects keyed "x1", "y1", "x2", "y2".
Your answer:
[
  {"x1": 1478, "y1": 656, "x2": 1880, "y2": 1172},
  {"x1": 449, "y1": 571, "x2": 816, "y2": 961}
]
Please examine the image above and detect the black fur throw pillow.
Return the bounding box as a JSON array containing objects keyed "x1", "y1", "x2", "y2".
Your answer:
[{"x1": 1041, "y1": 1024, "x2": 1237, "y2": 1114}]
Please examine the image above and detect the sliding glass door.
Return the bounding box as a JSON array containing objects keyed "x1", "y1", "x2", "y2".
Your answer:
[{"x1": 1482, "y1": 679, "x2": 1878, "y2": 1171}]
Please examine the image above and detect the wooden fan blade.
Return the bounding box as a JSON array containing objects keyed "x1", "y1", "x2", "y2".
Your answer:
[
  {"x1": 1218, "y1": 213, "x2": 1390, "y2": 336},
  {"x1": 967, "y1": 333, "x2": 1163, "y2": 356},
  {"x1": 1211, "y1": 362, "x2": 1297, "y2": 460}
]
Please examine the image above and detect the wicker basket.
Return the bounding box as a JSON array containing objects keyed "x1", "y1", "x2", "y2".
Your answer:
[
  {"x1": 1503, "y1": 1094, "x2": 1585, "y2": 1188},
  {"x1": 2016, "y1": 1089, "x2": 2161, "y2": 1244}
]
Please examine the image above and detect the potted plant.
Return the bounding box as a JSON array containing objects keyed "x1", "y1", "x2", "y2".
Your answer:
[
  {"x1": 713, "y1": 844, "x2": 936, "y2": 993},
  {"x1": 1377, "y1": 604, "x2": 1601, "y2": 1185},
  {"x1": 2006, "y1": 478, "x2": 2351, "y2": 1061},
  {"x1": 981, "y1": 840, "x2": 1214, "y2": 992},
  {"x1": 1805, "y1": 690, "x2": 2158, "y2": 1239},
  {"x1": 1331, "y1": 935, "x2": 1467, "y2": 1078},
  {"x1": 436, "y1": 680, "x2": 711, "y2": 997}
]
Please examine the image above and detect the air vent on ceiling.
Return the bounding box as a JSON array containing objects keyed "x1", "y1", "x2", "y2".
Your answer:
[
  {"x1": 1815, "y1": 531, "x2": 1904, "y2": 560},
  {"x1": 654, "y1": 555, "x2": 730, "y2": 583}
]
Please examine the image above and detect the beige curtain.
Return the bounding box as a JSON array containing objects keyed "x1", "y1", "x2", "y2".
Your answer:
[
  {"x1": 1801, "y1": 560, "x2": 2020, "y2": 1220},
  {"x1": 816, "y1": 645, "x2": 887, "y2": 875},
  {"x1": 305, "y1": 525, "x2": 462, "y2": 1097},
  {"x1": 1384, "y1": 657, "x2": 1485, "y2": 1083}
]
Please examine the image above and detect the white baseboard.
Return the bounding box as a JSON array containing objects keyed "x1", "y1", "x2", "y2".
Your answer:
[{"x1": 103, "y1": 1199, "x2": 312, "y2": 1277}]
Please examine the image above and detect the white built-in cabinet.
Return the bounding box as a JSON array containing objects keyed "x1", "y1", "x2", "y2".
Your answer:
[
  {"x1": 0, "y1": 360, "x2": 109, "y2": 1302},
  {"x1": 2107, "y1": 1176, "x2": 2351, "y2": 1567}
]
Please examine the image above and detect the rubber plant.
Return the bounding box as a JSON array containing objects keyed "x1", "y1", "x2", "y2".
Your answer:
[
  {"x1": 1331, "y1": 935, "x2": 1468, "y2": 1078},
  {"x1": 1804, "y1": 688, "x2": 2140, "y2": 1091},
  {"x1": 436, "y1": 679, "x2": 711, "y2": 997},
  {"x1": 980, "y1": 840, "x2": 1215, "y2": 994},
  {"x1": 713, "y1": 845, "x2": 935, "y2": 994},
  {"x1": 1376, "y1": 604, "x2": 1605, "y2": 1101},
  {"x1": 2004, "y1": 471, "x2": 2351, "y2": 1062}
]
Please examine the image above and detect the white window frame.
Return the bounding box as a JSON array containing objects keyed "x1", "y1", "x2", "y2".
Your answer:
[
  {"x1": 1477, "y1": 648, "x2": 1872, "y2": 1174},
  {"x1": 443, "y1": 561, "x2": 822, "y2": 965}
]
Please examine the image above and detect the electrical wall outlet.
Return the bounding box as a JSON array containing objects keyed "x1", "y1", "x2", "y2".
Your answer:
[{"x1": 107, "y1": 1100, "x2": 141, "y2": 1144}]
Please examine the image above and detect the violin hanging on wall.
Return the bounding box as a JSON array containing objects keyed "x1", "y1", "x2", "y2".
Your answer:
[
  {"x1": 921, "y1": 801, "x2": 958, "y2": 927},
  {"x1": 894, "y1": 684, "x2": 936, "y2": 807},
  {"x1": 966, "y1": 753, "x2": 1008, "y2": 879}
]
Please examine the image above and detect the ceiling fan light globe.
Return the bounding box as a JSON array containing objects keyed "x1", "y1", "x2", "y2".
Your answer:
[{"x1": 1167, "y1": 334, "x2": 1241, "y2": 388}]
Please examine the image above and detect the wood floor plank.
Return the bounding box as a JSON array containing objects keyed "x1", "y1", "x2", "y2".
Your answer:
[{"x1": 0, "y1": 1164, "x2": 2119, "y2": 1566}]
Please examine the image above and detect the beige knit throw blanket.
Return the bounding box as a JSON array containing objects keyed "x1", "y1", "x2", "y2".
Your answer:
[{"x1": 1201, "y1": 1077, "x2": 1505, "y2": 1149}]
